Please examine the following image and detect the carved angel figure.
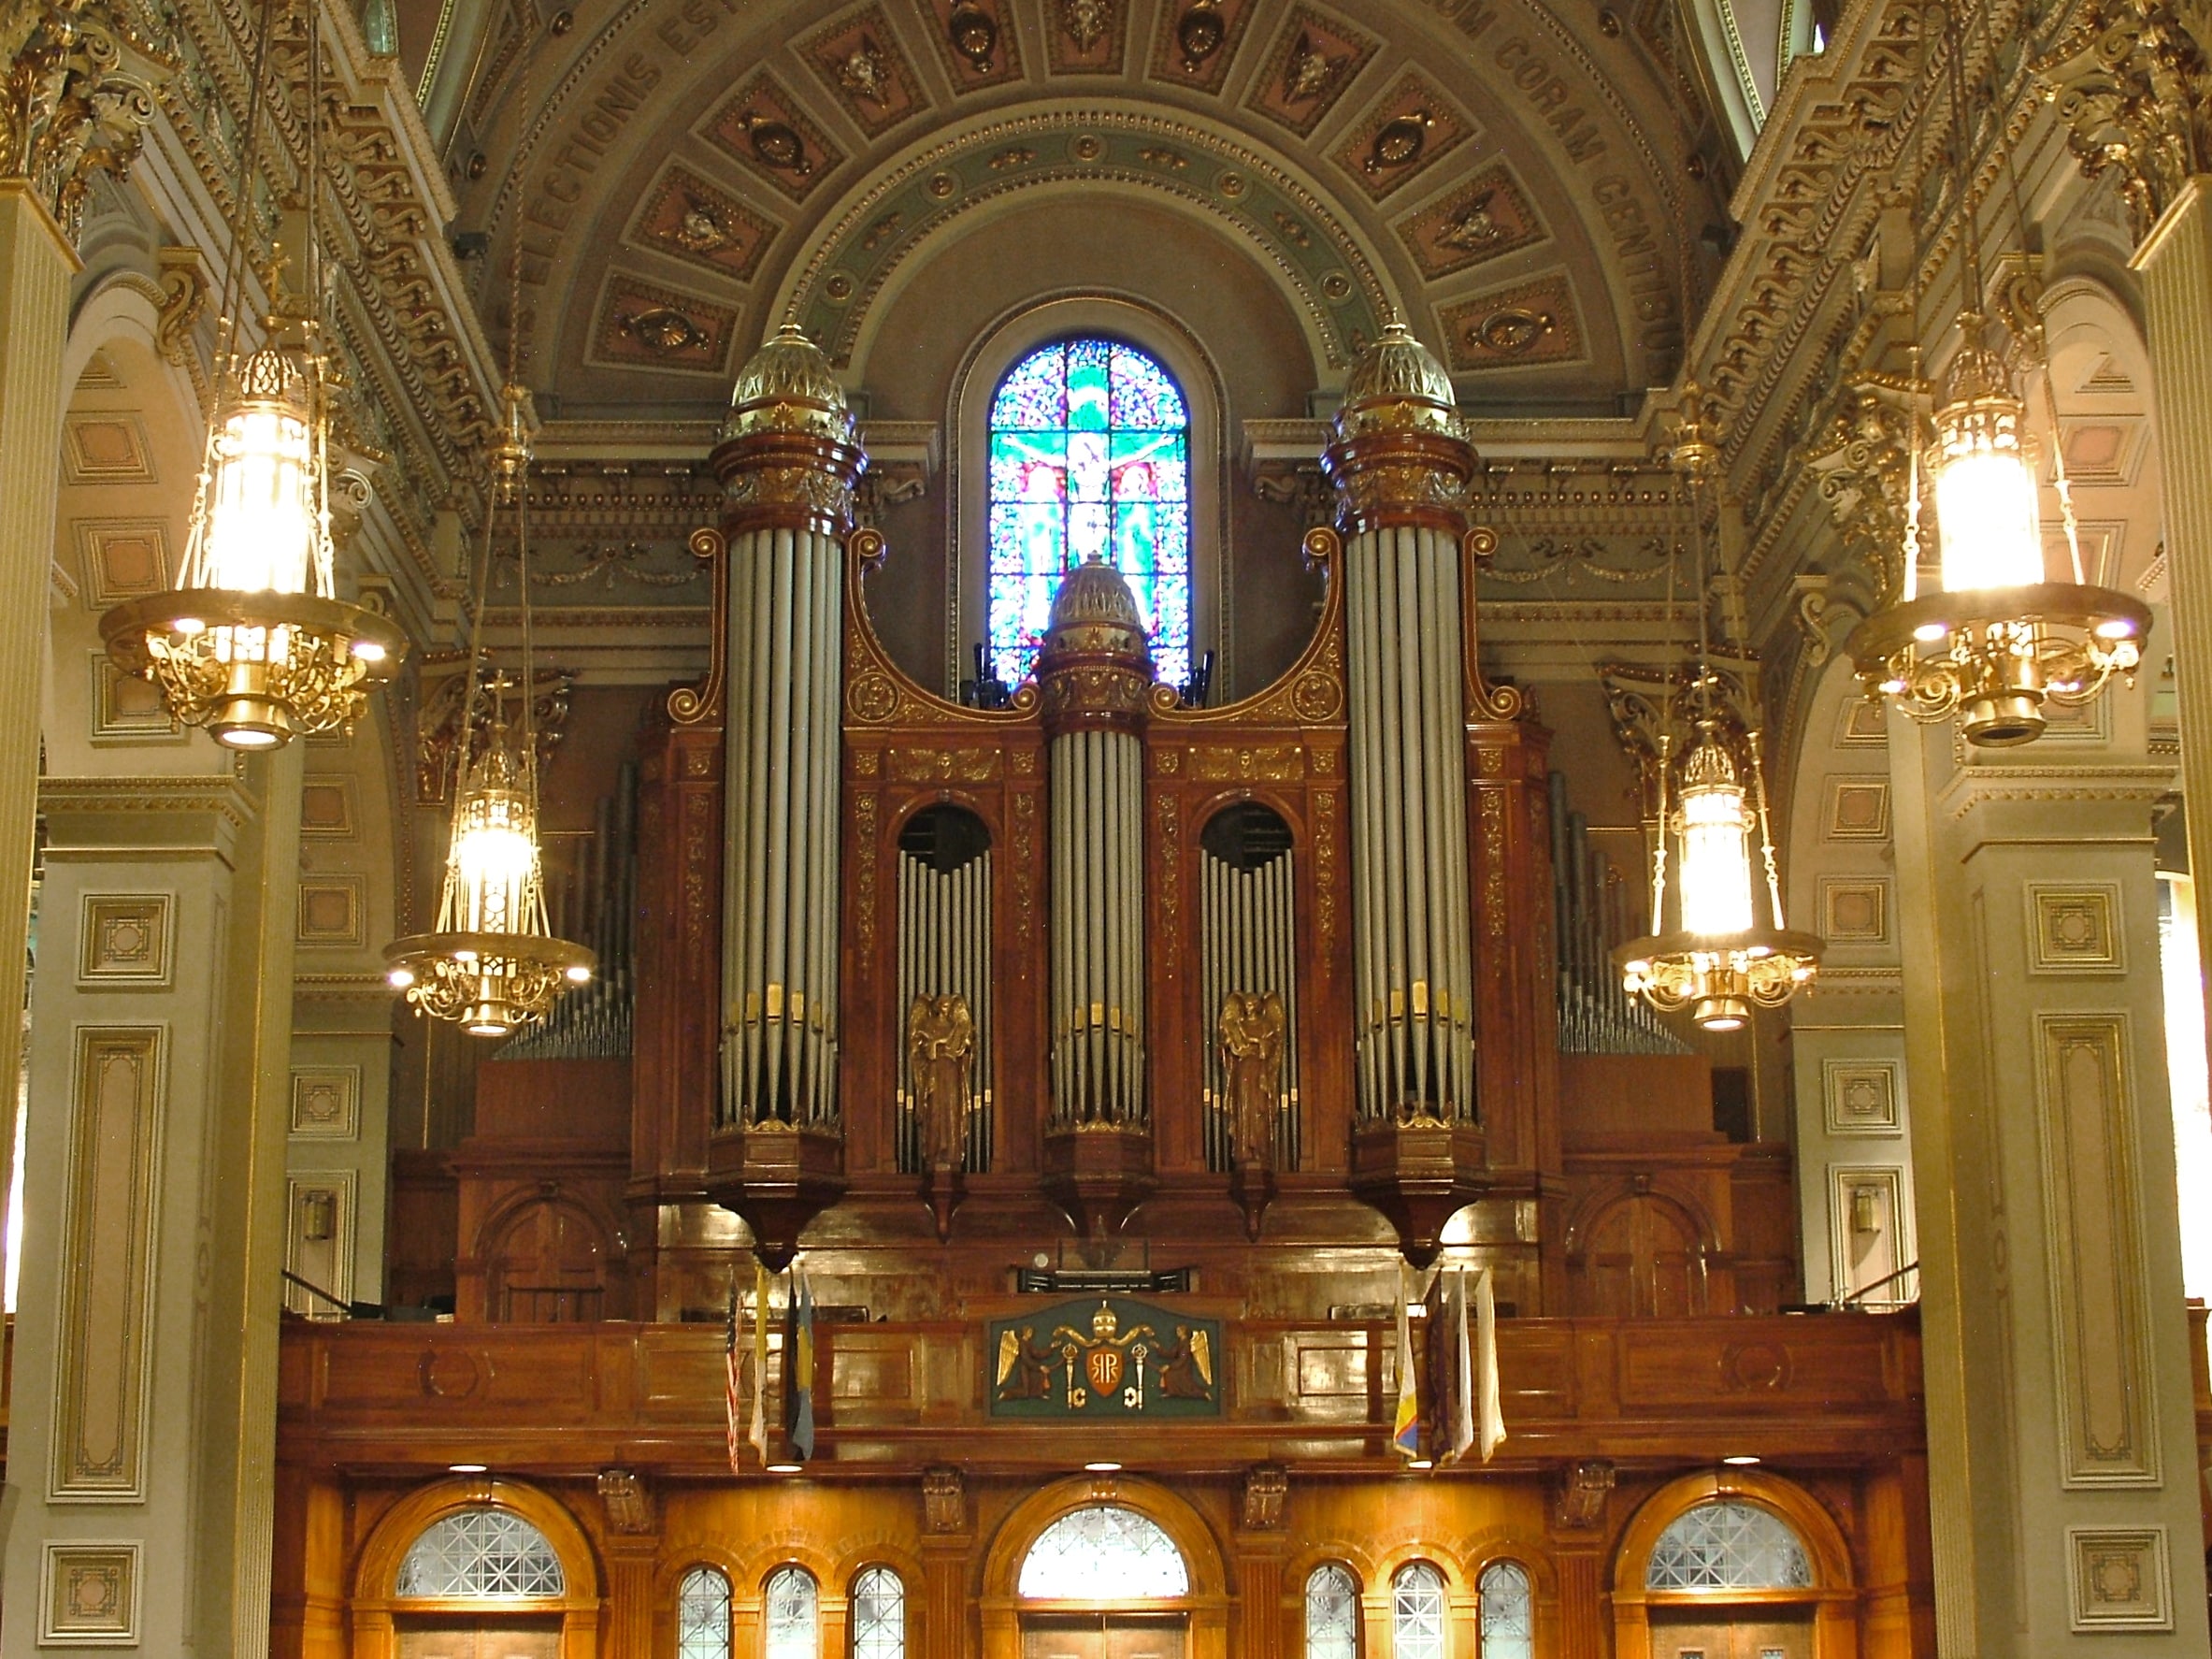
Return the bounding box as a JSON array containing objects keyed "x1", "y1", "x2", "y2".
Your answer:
[
  {"x1": 993, "y1": 1325, "x2": 1056, "y2": 1400},
  {"x1": 1156, "y1": 1322, "x2": 1215, "y2": 1401},
  {"x1": 1217, "y1": 990, "x2": 1286, "y2": 1171},
  {"x1": 908, "y1": 993, "x2": 976, "y2": 1172}
]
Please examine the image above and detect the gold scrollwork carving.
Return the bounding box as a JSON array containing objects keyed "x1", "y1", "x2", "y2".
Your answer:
[
  {"x1": 848, "y1": 673, "x2": 899, "y2": 723},
  {"x1": 889, "y1": 748, "x2": 1000, "y2": 782},
  {"x1": 1189, "y1": 745, "x2": 1304, "y2": 782},
  {"x1": 668, "y1": 527, "x2": 728, "y2": 724},
  {"x1": 854, "y1": 790, "x2": 880, "y2": 953}
]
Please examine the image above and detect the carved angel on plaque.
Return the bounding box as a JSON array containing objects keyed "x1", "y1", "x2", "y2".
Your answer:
[
  {"x1": 907, "y1": 993, "x2": 976, "y2": 1171},
  {"x1": 1217, "y1": 990, "x2": 1286, "y2": 1171}
]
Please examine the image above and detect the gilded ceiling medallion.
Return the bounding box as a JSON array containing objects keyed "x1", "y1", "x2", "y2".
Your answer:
[
  {"x1": 1438, "y1": 278, "x2": 1580, "y2": 369},
  {"x1": 1339, "y1": 71, "x2": 1470, "y2": 199},
  {"x1": 946, "y1": 0, "x2": 998, "y2": 69},
  {"x1": 1063, "y1": 0, "x2": 1110, "y2": 50},
  {"x1": 1048, "y1": 0, "x2": 1125, "y2": 70},
  {"x1": 1147, "y1": 0, "x2": 1254, "y2": 89},
  {"x1": 1248, "y1": 5, "x2": 1377, "y2": 137}
]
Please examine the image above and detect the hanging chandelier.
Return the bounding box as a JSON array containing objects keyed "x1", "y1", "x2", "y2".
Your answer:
[
  {"x1": 1615, "y1": 385, "x2": 1820, "y2": 1034},
  {"x1": 383, "y1": 384, "x2": 594, "y2": 1036},
  {"x1": 1841, "y1": 4, "x2": 2147, "y2": 746},
  {"x1": 101, "y1": 0, "x2": 402, "y2": 747}
]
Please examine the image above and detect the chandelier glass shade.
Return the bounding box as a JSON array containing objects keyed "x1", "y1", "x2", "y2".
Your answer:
[
  {"x1": 1616, "y1": 725, "x2": 1821, "y2": 1034},
  {"x1": 384, "y1": 385, "x2": 594, "y2": 1039},
  {"x1": 1674, "y1": 737, "x2": 1757, "y2": 938},
  {"x1": 101, "y1": 0, "x2": 403, "y2": 748},
  {"x1": 1841, "y1": 2, "x2": 2147, "y2": 746}
]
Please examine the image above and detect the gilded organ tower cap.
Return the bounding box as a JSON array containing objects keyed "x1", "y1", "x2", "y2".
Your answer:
[
  {"x1": 1322, "y1": 320, "x2": 1477, "y2": 535},
  {"x1": 1035, "y1": 557, "x2": 1156, "y2": 734},
  {"x1": 710, "y1": 322, "x2": 868, "y2": 536}
]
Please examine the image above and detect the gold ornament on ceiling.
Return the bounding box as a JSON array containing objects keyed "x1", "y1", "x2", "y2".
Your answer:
[{"x1": 1063, "y1": 0, "x2": 1110, "y2": 50}]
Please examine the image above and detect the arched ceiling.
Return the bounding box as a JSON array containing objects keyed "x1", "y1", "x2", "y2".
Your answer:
[{"x1": 440, "y1": 0, "x2": 1731, "y2": 419}]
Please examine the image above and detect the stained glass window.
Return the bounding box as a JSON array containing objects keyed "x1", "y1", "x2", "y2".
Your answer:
[
  {"x1": 985, "y1": 338, "x2": 1192, "y2": 689},
  {"x1": 395, "y1": 1508, "x2": 565, "y2": 1598},
  {"x1": 679, "y1": 1566, "x2": 733, "y2": 1659},
  {"x1": 1477, "y1": 1562, "x2": 1531, "y2": 1659},
  {"x1": 1306, "y1": 1563, "x2": 1361, "y2": 1659},
  {"x1": 1645, "y1": 1501, "x2": 1813, "y2": 1591},
  {"x1": 852, "y1": 1566, "x2": 906, "y2": 1659},
  {"x1": 1391, "y1": 1563, "x2": 1446, "y2": 1659},
  {"x1": 1017, "y1": 1505, "x2": 1190, "y2": 1598},
  {"x1": 765, "y1": 1566, "x2": 819, "y2": 1659}
]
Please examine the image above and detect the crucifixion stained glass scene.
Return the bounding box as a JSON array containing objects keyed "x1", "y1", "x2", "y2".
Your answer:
[{"x1": 986, "y1": 338, "x2": 1193, "y2": 689}]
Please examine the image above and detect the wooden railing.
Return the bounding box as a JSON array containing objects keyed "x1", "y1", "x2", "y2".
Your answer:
[{"x1": 278, "y1": 1308, "x2": 1922, "y2": 1474}]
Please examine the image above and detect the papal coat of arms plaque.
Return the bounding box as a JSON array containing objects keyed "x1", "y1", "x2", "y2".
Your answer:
[{"x1": 986, "y1": 1297, "x2": 1222, "y2": 1417}]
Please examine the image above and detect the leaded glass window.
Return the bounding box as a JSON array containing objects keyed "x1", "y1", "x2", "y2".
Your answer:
[
  {"x1": 395, "y1": 1508, "x2": 565, "y2": 1598},
  {"x1": 1017, "y1": 1505, "x2": 1190, "y2": 1599},
  {"x1": 679, "y1": 1566, "x2": 733, "y2": 1659},
  {"x1": 1306, "y1": 1563, "x2": 1361, "y2": 1659},
  {"x1": 852, "y1": 1566, "x2": 905, "y2": 1659},
  {"x1": 1645, "y1": 1501, "x2": 1813, "y2": 1591},
  {"x1": 985, "y1": 338, "x2": 1192, "y2": 689},
  {"x1": 1477, "y1": 1562, "x2": 1531, "y2": 1659},
  {"x1": 1391, "y1": 1563, "x2": 1446, "y2": 1659},
  {"x1": 765, "y1": 1566, "x2": 819, "y2": 1659}
]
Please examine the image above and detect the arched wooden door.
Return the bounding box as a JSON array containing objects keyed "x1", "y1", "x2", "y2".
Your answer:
[{"x1": 1572, "y1": 1193, "x2": 1708, "y2": 1317}]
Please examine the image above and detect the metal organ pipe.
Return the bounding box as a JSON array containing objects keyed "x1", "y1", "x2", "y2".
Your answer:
[
  {"x1": 1036, "y1": 560, "x2": 1153, "y2": 1129},
  {"x1": 896, "y1": 805, "x2": 994, "y2": 1172},
  {"x1": 1320, "y1": 325, "x2": 1485, "y2": 1125},
  {"x1": 1547, "y1": 770, "x2": 1686, "y2": 1055},
  {"x1": 712, "y1": 327, "x2": 866, "y2": 1131},
  {"x1": 1199, "y1": 805, "x2": 1300, "y2": 1169}
]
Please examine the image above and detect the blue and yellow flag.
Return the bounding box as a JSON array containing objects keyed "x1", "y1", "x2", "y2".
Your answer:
[{"x1": 1391, "y1": 1270, "x2": 1421, "y2": 1460}]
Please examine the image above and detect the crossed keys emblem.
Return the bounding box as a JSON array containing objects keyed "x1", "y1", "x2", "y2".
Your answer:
[
  {"x1": 1056, "y1": 1304, "x2": 1155, "y2": 1408},
  {"x1": 992, "y1": 1300, "x2": 1218, "y2": 1413}
]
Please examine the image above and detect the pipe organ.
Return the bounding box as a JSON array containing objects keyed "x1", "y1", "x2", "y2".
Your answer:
[
  {"x1": 639, "y1": 322, "x2": 1560, "y2": 1272},
  {"x1": 1549, "y1": 772, "x2": 1685, "y2": 1055}
]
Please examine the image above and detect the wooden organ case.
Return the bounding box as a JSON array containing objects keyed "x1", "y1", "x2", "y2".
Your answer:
[
  {"x1": 627, "y1": 323, "x2": 1567, "y2": 1302},
  {"x1": 271, "y1": 325, "x2": 1936, "y2": 1659}
]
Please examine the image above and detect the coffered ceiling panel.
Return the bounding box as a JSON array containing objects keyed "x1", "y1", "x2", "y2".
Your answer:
[{"x1": 472, "y1": 0, "x2": 1719, "y2": 420}]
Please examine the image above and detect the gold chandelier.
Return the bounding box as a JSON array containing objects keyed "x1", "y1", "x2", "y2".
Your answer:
[
  {"x1": 101, "y1": 0, "x2": 402, "y2": 747},
  {"x1": 384, "y1": 386, "x2": 593, "y2": 1036},
  {"x1": 1616, "y1": 386, "x2": 1820, "y2": 1034},
  {"x1": 1842, "y1": 4, "x2": 2147, "y2": 746}
]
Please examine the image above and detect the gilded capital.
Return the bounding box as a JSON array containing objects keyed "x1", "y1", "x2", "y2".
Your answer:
[
  {"x1": 0, "y1": 0, "x2": 175, "y2": 245},
  {"x1": 1320, "y1": 321, "x2": 1476, "y2": 535},
  {"x1": 710, "y1": 323, "x2": 869, "y2": 536},
  {"x1": 2034, "y1": 0, "x2": 2212, "y2": 243},
  {"x1": 1034, "y1": 556, "x2": 1154, "y2": 734}
]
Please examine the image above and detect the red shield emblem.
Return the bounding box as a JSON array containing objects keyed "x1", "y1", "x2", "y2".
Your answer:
[{"x1": 1085, "y1": 1346, "x2": 1124, "y2": 1395}]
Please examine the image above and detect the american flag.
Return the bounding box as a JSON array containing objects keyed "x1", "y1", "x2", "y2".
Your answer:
[{"x1": 724, "y1": 1284, "x2": 745, "y2": 1476}]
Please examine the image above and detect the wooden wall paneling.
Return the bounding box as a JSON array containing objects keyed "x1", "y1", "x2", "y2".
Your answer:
[
  {"x1": 842, "y1": 738, "x2": 894, "y2": 1175},
  {"x1": 1144, "y1": 747, "x2": 1202, "y2": 1176},
  {"x1": 1299, "y1": 734, "x2": 1355, "y2": 1176},
  {"x1": 631, "y1": 714, "x2": 725, "y2": 1199},
  {"x1": 268, "y1": 1465, "x2": 347, "y2": 1659},
  {"x1": 999, "y1": 757, "x2": 1046, "y2": 1175}
]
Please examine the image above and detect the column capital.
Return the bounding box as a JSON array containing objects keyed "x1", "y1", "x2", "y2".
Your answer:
[
  {"x1": 2034, "y1": 0, "x2": 2212, "y2": 246},
  {"x1": 0, "y1": 0, "x2": 176, "y2": 247}
]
